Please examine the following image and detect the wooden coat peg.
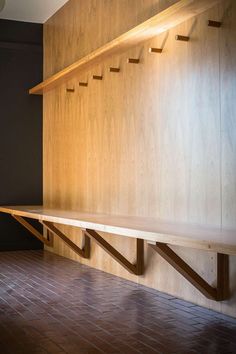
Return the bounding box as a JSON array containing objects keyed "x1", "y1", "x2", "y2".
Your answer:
[
  {"x1": 93, "y1": 75, "x2": 103, "y2": 80},
  {"x1": 109, "y1": 67, "x2": 120, "y2": 73},
  {"x1": 66, "y1": 88, "x2": 75, "y2": 92},
  {"x1": 149, "y1": 47, "x2": 162, "y2": 54},
  {"x1": 208, "y1": 20, "x2": 221, "y2": 28},
  {"x1": 79, "y1": 82, "x2": 88, "y2": 87},
  {"x1": 127, "y1": 58, "x2": 139, "y2": 64},
  {"x1": 175, "y1": 35, "x2": 189, "y2": 42}
]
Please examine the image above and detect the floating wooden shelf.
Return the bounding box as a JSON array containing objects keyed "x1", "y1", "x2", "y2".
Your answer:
[
  {"x1": 29, "y1": 0, "x2": 222, "y2": 95},
  {"x1": 0, "y1": 205, "x2": 234, "y2": 300}
]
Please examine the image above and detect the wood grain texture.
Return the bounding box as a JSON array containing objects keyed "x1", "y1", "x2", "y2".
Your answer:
[
  {"x1": 43, "y1": 0, "x2": 236, "y2": 317},
  {"x1": 42, "y1": 220, "x2": 90, "y2": 258},
  {"x1": 220, "y1": 0, "x2": 236, "y2": 315},
  {"x1": 43, "y1": 0, "x2": 178, "y2": 79},
  {"x1": 1, "y1": 205, "x2": 236, "y2": 254},
  {"x1": 12, "y1": 215, "x2": 53, "y2": 247},
  {"x1": 85, "y1": 229, "x2": 144, "y2": 275},
  {"x1": 30, "y1": 0, "x2": 222, "y2": 94},
  {"x1": 148, "y1": 242, "x2": 228, "y2": 300}
]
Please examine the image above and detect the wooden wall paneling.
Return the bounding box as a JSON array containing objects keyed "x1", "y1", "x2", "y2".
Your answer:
[
  {"x1": 43, "y1": 0, "x2": 236, "y2": 317},
  {"x1": 83, "y1": 60, "x2": 139, "y2": 277},
  {"x1": 220, "y1": 0, "x2": 236, "y2": 313},
  {"x1": 139, "y1": 7, "x2": 221, "y2": 307},
  {"x1": 43, "y1": 0, "x2": 180, "y2": 79},
  {"x1": 34, "y1": 0, "x2": 224, "y2": 94},
  {"x1": 54, "y1": 78, "x2": 88, "y2": 261},
  {"x1": 149, "y1": 242, "x2": 228, "y2": 301}
]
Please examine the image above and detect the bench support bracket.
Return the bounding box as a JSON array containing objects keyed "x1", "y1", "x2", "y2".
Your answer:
[
  {"x1": 12, "y1": 215, "x2": 53, "y2": 247},
  {"x1": 148, "y1": 242, "x2": 229, "y2": 301},
  {"x1": 42, "y1": 221, "x2": 90, "y2": 259},
  {"x1": 84, "y1": 229, "x2": 144, "y2": 275}
]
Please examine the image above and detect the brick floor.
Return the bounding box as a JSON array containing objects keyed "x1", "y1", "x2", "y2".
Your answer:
[{"x1": 0, "y1": 250, "x2": 235, "y2": 354}]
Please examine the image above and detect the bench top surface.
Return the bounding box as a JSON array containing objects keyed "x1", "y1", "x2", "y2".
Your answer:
[{"x1": 0, "y1": 205, "x2": 235, "y2": 255}]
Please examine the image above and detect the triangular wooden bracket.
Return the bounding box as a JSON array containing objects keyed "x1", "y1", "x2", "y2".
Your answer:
[
  {"x1": 84, "y1": 229, "x2": 144, "y2": 275},
  {"x1": 42, "y1": 221, "x2": 90, "y2": 259},
  {"x1": 12, "y1": 214, "x2": 53, "y2": 247},
  {"x1": 148, "y1": 242, "x2": 229, "y2": 301}
]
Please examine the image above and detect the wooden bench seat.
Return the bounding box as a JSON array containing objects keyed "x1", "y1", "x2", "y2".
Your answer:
[
  {"x1": 0, "y1": 205, "x2": 235, "y2": 301},
  {"x1": 0, "y1": 205, "x2": 235, "y2": 254}
]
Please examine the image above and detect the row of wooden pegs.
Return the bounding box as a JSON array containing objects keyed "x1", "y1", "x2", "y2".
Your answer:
[{"x1": 66, "y1": 20, "x2": 221, "y2": 92}]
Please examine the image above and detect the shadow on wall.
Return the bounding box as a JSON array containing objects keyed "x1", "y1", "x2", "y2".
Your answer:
[{"x1": 0, "y1": 19, "x2": 43, "y2": 250}]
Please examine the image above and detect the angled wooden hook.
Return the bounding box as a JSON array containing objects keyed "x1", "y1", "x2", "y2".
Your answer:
[
  {"x1": 175, "y1": 35, "x2": 189, "y2": 42},
  {"x1": 149, "y1": 47, "x2": 162, "y2": 54},
  {"x1": 79, "y1": 82, "x2": 88, "y2": 87},
  {"x1": 93, "y1": 75, "x2": 103, "y2": 80},
  {"x1": 109, "y1": 67, "x2": 120, "y2": 73},
  {"x1": 127, "y1": 58, "x2": 140, "y2": 64},
  {"x1": 208, "y1": 20, "x2": 221, "y2": 28}
]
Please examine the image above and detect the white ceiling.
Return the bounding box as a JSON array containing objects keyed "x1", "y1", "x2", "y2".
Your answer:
[{"x1": 0, "y1": 0, "x2": 69, "y2": 23}]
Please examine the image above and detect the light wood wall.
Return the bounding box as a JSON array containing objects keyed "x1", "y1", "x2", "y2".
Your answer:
[{"x1": 43, "y1": 0, "x2": 236, "y2": 317}]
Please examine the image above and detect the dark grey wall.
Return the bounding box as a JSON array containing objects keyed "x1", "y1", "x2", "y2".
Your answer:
[{"x1": 0, "y1": 19, "x2": 43, "y2": 250}]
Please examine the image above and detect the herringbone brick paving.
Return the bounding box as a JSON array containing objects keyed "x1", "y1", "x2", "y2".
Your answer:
[{"x1": 0, "y1": 250, "x2": 235, "y2": 354}]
